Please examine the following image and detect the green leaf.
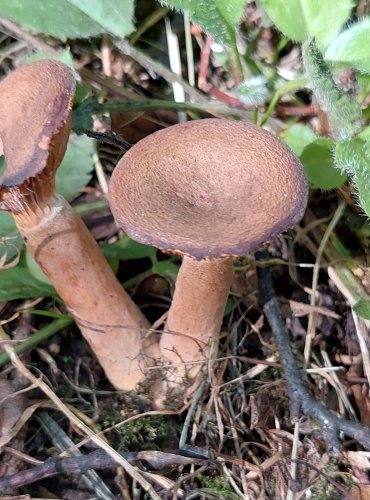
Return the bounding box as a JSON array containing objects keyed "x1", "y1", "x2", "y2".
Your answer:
[
  {"x1": 0, "y1": 212, "x2": 23, "y2": 263},
  {"x1": 67, "y1": 0, "x2": 134, "y2": 37},
  {"x1": 0, "y1": 156, "x2": 4, "y2": 177},
  {"x1": 224, "y1": 297, "x2": 234, "y2": 316},
  {"x1": 25, "y1": 251, "x2": 53, "y2": 287},
  {"x1": 101, "y1": 236, "x2": 157, "y2": 262},
  {"x1": 0, "y1": 249, "x2": 56, "y2": 301},
  {"x1": 161, "y1": 0, "x2": 245, "y2": 46},
  {"x1": 282, "y1": 124, "x2": 317, "y2": 156},
  {"x1": 325, "y1": 18, "x2": 370, "y2": 74},
  {"x1": 72, "y1": 96, "x2": 98, "y2": 135},
  {"x1": 55, "y1": 134, "x2": 94, "y2": 201},
  {"x1": 237, "y1": 76, "x2": 269, "y2": 106},
  {"x1": 353, "y1": 298, "x2": 370, "y2": 320},
  {"x1": 300, "y1": 138, "x2": 346, "y2": 189},
  {"x1": 358, "y1": 126, "x2": 370, "y2": 142},
  {"x1": 335, "y1": 139, "x2": 370, "y2": 217},
  {"x1": 0, "y1": 0, "x2": 134, "y2": 40},
  {"x1": 152, "y1": 260, "x2": 180, "y2": 277},
  {"x1": 21, "y1": 48, "x2": 75, "y2": 69},
  {"x1": 259, "y1": 0, "x2": 353, "y2": 48}
]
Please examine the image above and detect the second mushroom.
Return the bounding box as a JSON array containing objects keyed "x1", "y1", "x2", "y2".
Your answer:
[
  {"x1": 0, "y1": 60, "x2": 159, "y2": 390},
  {"x1": 109, "y1": 118, "x2": 308, "y2": 406}
]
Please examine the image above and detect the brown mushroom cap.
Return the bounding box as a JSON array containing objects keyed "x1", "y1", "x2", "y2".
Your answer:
[
  {"x1": 0, "y1": 60, "x2": 75, "y2": 189},
  {"x1": 109, "y1": 119, "x2": 308, "y2": 260}
]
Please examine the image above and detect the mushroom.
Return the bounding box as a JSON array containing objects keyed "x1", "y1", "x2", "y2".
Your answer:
[
  {"x1": 0, "y1": 60, "x2": 159, "y2": 390},
  {"x1": 109, "y1": 118, "x2": 308, "y2": 404}
]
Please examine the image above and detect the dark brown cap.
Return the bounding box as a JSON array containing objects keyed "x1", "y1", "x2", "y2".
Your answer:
[
  {"x1": 0, "y1": 60, "x2": 75, "y2": 213},
  {"x1": 109, "y1": 119, "x2": 308, "y2": 260}
]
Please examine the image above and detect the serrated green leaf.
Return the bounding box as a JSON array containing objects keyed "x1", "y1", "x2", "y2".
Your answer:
[
  {"x1": 325, "y1": 18, "x2": 370, "y2": 74},
  {"x1": 353, "y1": 298, "x2": 370, "y2": 319},
  {"x1": 300, "y1": 138, "x2": 346, "y2": 189},
  {"x1": 55, "y1": 134, "x2": 94, "y2": 201},
  {"x1": 259, "y1": 0, "x2": 353, "y2": 48},
  {"x1": 0, "y1": 0, "x2": 134, "y2": 40},
  {"x1": 282, "y1": 124, "x2": 317, "y2": 156},
  {"x1": 0, "y1": 249, "x2": 56, "y2": 301},
  {"x1": 161, "y1": 0, "x2": 245, "y2": 46},
  {"x1": 0, "y1": 212, "x2": 17, "y2": 238}
]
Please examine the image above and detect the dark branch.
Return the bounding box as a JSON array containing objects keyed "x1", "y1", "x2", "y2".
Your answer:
[
  {"x1": 256, "y1": 249, "x2": 370, "y2": 454},
  {"x1": 0, "y1": 449, "x2": 207, "y2": 493},
  {"x1": 85, "y1": 130, "x2": 133, "y2": 151}
]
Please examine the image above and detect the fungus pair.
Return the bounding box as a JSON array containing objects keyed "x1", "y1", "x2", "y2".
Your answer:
[{"x1": 0, "y1": 60, "x2": 308, "y2": 405}]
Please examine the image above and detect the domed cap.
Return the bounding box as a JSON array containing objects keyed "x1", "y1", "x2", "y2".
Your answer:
[
  {"x1": 0, "y1": 60, "x2": 75, "y2": 189},
  {"x1": 109, "y1": 119, "x2": 308, "y2": 260}
]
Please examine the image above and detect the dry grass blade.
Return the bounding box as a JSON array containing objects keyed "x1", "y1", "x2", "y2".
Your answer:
[
  {"x1": 304, "y1": 201, "x2": 346, "y2": 366},
  {"x1": 0, "y1": 327, "x2": 161, "y2": 500}
]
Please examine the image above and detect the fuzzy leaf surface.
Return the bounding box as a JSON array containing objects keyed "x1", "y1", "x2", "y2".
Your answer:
[
  {"x1": 325, "y1": 18, "x2": 370, "y2": 74},
  {"x1": 335, "y1": 139, "x2": 370, "y2": 218},
  {"x1": 302, "y1": 39, "x2": 363, "y2": 140}
]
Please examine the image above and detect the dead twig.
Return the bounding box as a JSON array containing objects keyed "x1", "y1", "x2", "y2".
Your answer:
[
  {"x1": 0, "y1": 448, "x2": 207, "y2": 491},
  {"x1": 256, "y1": 248, "x2": 370, "y2": 454}
]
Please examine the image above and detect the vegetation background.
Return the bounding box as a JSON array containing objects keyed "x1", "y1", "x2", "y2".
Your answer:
[{"x1": 1, "y1": 0, "x2": 370, "y2": 498}]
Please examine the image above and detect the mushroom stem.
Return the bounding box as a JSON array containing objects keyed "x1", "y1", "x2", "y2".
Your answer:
[
  {"x1": 161, "y1": 256, "x2": 233, "y2": 384},
  {"x1": 14, "y1": 194, "x2": 159, "y2": 390}
]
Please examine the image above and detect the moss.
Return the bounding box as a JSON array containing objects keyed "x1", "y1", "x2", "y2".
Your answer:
[
  {"x1": 99, "y1": 399, "x2": 180, "y2": 451},
  {"x1": 309, "y1": 458, "x2": 344, "y2": 500},
  {"x1": 198, "y1": 475, "x2": 240, "y2": 499}
]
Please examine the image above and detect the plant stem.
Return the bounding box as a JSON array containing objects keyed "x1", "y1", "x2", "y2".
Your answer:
[
  {"x1": 259, "y1": 77, "x2": 307, "y2": 127},
  {"x1": 0, "y1": 316, "x2": 73, "y2": 367},
  {"x1": 74, "y1": 199, "x2": 109, "y2": 217},
  {"x1": 100, "y1": 99, "x2": 247, "y2": 118}
]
